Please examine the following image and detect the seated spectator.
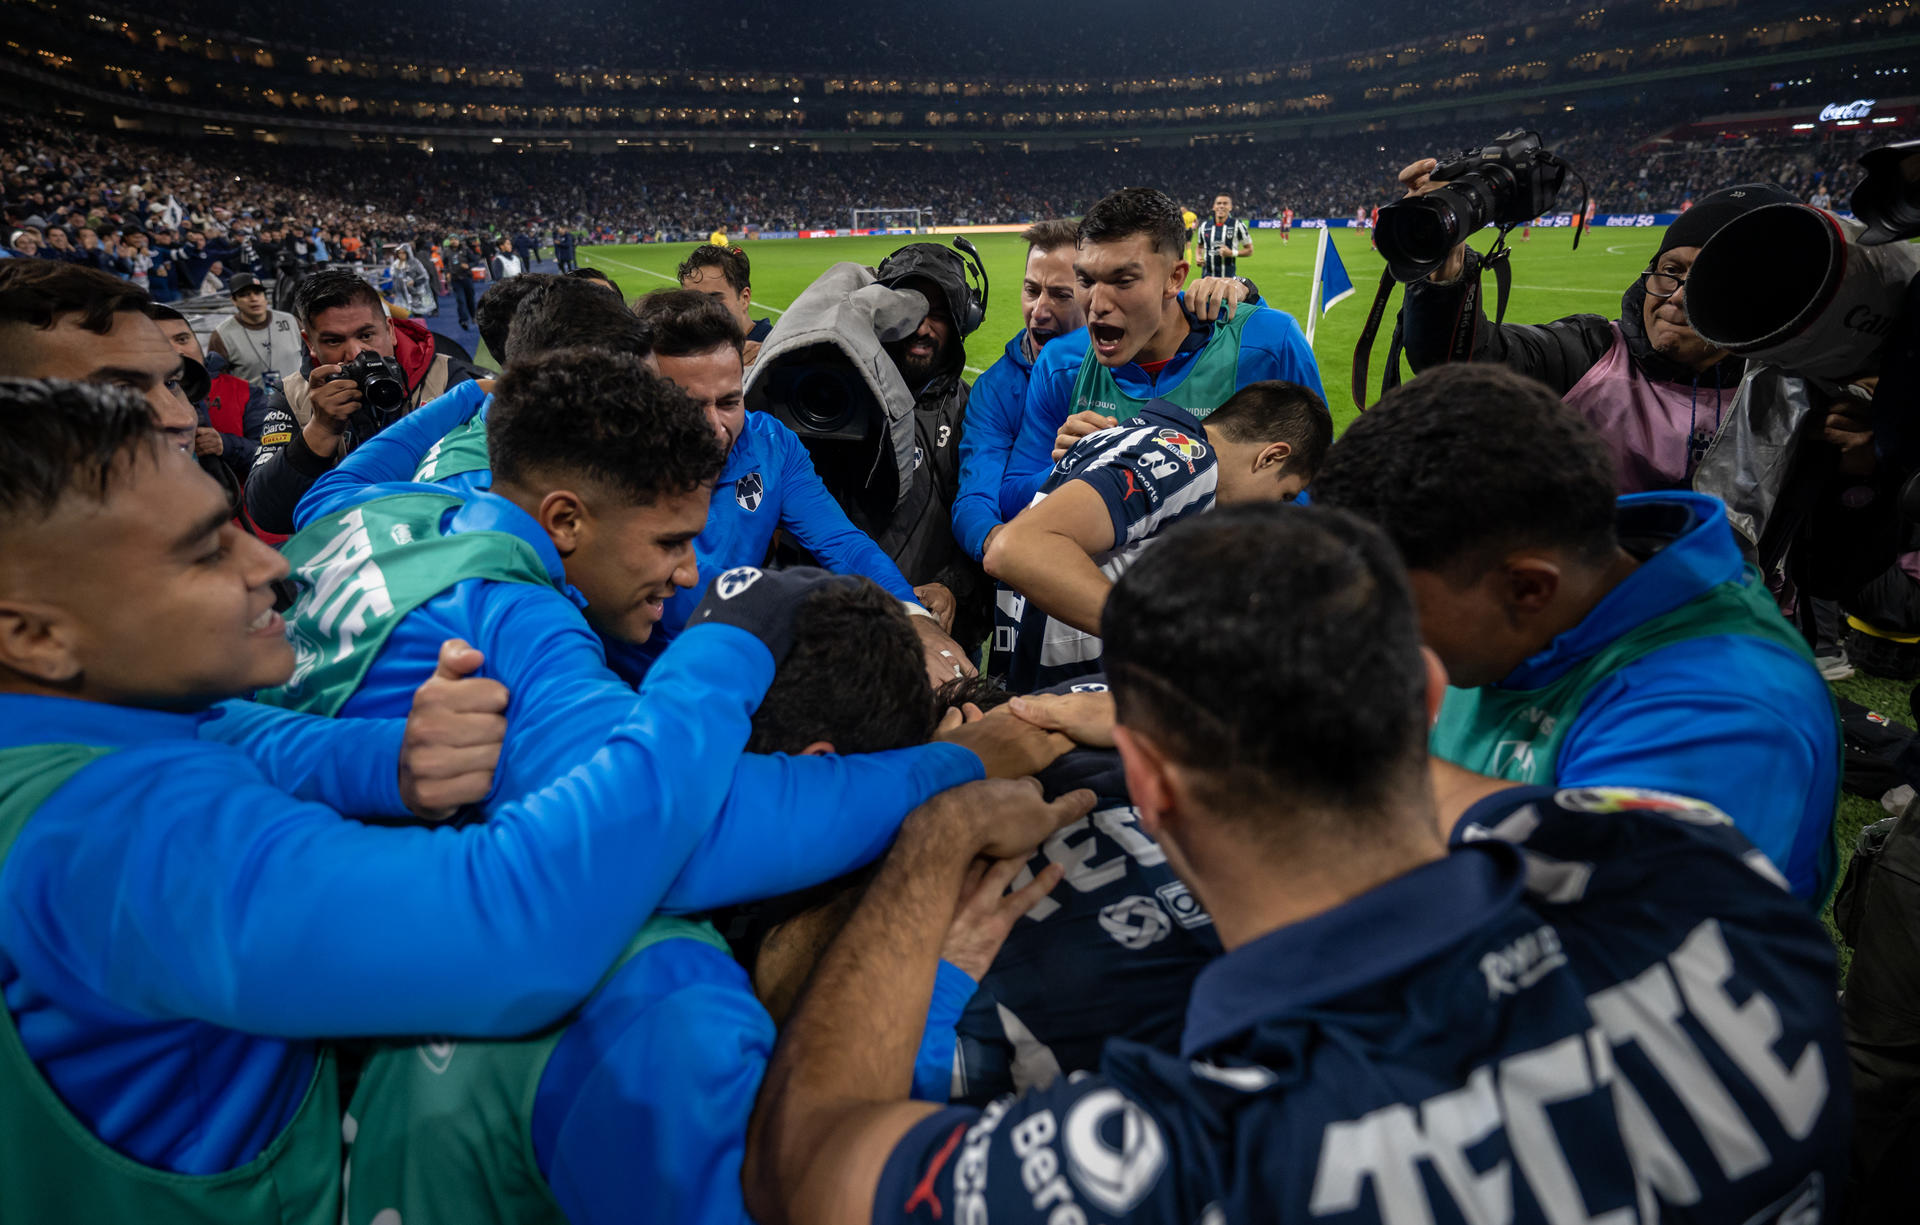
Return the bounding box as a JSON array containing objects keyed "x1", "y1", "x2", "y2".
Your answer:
[
  {"x1": 742, "y1": 503, "x2": 1852, "y2": 1225},
  {"x1": 634, "y1": 288, "x2": 974, "y2": 686},
  {"x1": 999, "y1": 187, "x2": 1323, "y2": 517},
  {"x1": 987, "y1": 380, "x2": 1330, "y2": 692},
  {"x1": 1311, "y1": 363, "x2": 1840, "y2": 902},
  {"x1": 7, "y1": 228, "x2": 42, "y2": 259},
  {"x1": 341, "y1": 579, "x2": 1056, "y2": 1225},
  {"x1": 244, "y1": 268, "x2": 482, "y2": 534},
  {"x1": 207, "y1": 272, "x2": 304, "y2": 392}
]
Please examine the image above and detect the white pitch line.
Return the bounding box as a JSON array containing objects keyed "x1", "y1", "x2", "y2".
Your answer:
[
  {"x1": 1287, "y1": 265, "x2": 1622, "y2": 293},
  {"x1": 585, "y1": 251, "x2": 787, "y2": 315}
]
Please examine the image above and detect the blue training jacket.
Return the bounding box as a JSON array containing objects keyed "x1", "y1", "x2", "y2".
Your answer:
[
  {"x1": 999, "y1": 302, "x2": 1323, "y2": 519},
  {"x1": 528, "y1": 941, "x2": 978, "y2": 1225},
  {"x1": 295, "y1": 479, "x2": 980, "y2": 913},
  {"x1": 0, "y1": 617, "x2": 827, "y2": 1174},
  {"x1": 1484, "y1": 491, "x2": 1839, "y2": 902},
  {"x1": 874, "y1": 784, "x2": 1851, "y2": 1225},
  {"x1": 300, "y1": 385, "x2": 920, "y2": 678},
  {"x1": 951, "y1": 328, "x2": 1034, "y2": 563}
]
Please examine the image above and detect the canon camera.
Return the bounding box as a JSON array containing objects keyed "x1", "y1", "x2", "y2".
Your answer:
[
  {"x1": 331, "y1": 351, "x2": 407, "y2": 412},
  {"x1": 1375, "y1": 130, "x2": 1571, "y2": 282}
]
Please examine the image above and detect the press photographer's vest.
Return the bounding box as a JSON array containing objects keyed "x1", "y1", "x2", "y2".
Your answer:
[
  {"x1": 0, "y1": 744, "x2": 341, "y2": 1224},
  {"x1": 414, "y1": 411, "x2": 493, "y2": 486},
  {"x1": 258, "y1": 492, "x2": 555, "y2": 717},
  {"x1": 1068, "y1": 303, "x2": 1257, "y2": 423},
  {"x1": 1430, "y1": 565, "x2": 1815, "y2": 783},
  {"x1": 342, "y1": 916, "x2": 730, "y2": 1225}
]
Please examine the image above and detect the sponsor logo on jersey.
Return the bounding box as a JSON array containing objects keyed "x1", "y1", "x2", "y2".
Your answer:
[
  {"x1": 735, "y1": 470, "x2": 764, "y2": 512},
  {"x1": 1099, "y1": 895, "x2": 1172, "y2": 949},
  {"x1": 1119, "y1": 469, "x2": 1144, "y2": 503},
  {"x1": 1064, "y1": 1088, "x2": 1169, "y2": 1215},
  {"x1": 1068, "y1": 681, "x2": 1110, "y2": 693},
  {"x1": 1156, "y1": 879, "x2": 1214, "y2": 929},
  {"x1": 1554, "y1": 786, "x2": 1731, "y2": 827},
  {"x1": 260, "y1": 430, "x2": 293, "y2": 446},
  {"x1": 1479, "y1": 923, "x2": 1567, "y2": 998},
  {"x1": 416, "y1": 1040, "x2": 456, "y2": 1075}
]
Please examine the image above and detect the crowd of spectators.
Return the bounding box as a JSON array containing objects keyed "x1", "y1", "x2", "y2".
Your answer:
[{"x1": 1, "y1": 104, "x2": 1887, "y2": 262}]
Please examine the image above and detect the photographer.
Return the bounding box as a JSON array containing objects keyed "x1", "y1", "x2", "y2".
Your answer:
[
  {"x1": 244, "y1": 268, "x2": 482, "y2": 535},
  {"x1": 1394, "y1": 172, "x2": 1807, "y2": 494}
]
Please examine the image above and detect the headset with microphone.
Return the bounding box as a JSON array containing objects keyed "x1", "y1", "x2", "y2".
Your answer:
[{"x1": 876, "y1": 236, "x2": 990, "y2": 337}]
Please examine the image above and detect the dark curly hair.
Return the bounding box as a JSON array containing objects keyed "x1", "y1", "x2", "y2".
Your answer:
[
  {"x1": 1310, "y1": 363, "x2": 1620, "y2": 575},
  {"x1": 677, "y1": 244, "x2": 751, "y2": 293},
  {"x1": 291, "y1": 267, "x2": 384, "y2": 332},
  {"x1": 748, "y1": 579, "x2": 934, "y2": 756},
  {"x1": 0, "y1": 261, "x2": 152, "y2": 369},
  {"x1": 0, "y1": 378, "x2": 160, "y2": 520},
  {"x1": 504, "y1": 277, "x2": 651, "y2": 365},
  {"x1": 487, "y1": 348, "x2": 727, "y2": 507},
  {"x1": 472, "y1": 272, "x2": 560, "y2": 362},
  {"x1": 633, "y1": 288, "x2": 744, "y2": 357}
]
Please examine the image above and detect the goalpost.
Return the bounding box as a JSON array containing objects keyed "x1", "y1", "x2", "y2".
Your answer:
[{"x1": 851, "y1": 207, "x2": 930, "y2": 233}]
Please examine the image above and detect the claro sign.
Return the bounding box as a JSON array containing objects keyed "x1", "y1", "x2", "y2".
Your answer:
[{"x1": 1820, "y1": 99, "x2": 1876, "y2": 122}]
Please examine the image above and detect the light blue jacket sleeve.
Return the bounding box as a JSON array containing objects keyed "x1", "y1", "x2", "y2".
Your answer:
[
  {"x1": 770, "y1": 424, "x2": 918, "y2": 603},
  {"x1": 999, "y1": 337, "x2": 1082, "y2": 522},
  {"x1": 1555, "y1": 639, "x2": 1839, "y2": 903},
  {"x1": 296, "y1": 380, "x2": 488, "y2": 528},
  {"x1": 952, "y1": 355, "x2": 1025, "y2": 562},
  {"x1": 661, "y1": 742, "x2": 984, "y2": 911},
  {"x1": 535, "y1": 941, "x2": 771, "y2": 1225},
  {"x1": 911, "y1": 959, "x2": 979, "y2": 1103},
  {"x1": 1238, "y1": 307, "x2": 1327, "y2": 402},
  {"x1": 197, "y1": 700, "x2": 406, "y2": 817},
  {"x1": 0, "y1": 622, "x2": 779, "y2": 1039}
]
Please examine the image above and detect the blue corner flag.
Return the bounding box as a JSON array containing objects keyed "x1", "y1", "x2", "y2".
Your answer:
[{"x1": 1305, "y1": 227, "x2": 1355, "y2": 345}]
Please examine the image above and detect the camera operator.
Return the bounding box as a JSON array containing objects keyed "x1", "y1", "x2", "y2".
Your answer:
[{"x1": 244, "y1": 268, "x2": 482, "y2": 535}]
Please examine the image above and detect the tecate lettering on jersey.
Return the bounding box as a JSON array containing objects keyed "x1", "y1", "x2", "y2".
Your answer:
[{"x1": 1308, "y1": 917, "x2": 1828, "y2": 1223}]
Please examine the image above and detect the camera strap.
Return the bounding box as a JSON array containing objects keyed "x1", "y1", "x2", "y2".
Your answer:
[{"x1": 1350, "y1": 267, "x2": 1399, "y2": 411}]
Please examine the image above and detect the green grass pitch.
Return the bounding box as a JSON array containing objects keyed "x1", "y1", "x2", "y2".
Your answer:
[{"x1": 580, "y1": 226, "x2": 1901, "y2": 974}]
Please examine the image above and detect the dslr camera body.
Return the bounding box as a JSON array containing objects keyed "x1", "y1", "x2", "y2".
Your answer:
[
  {"x1": 330, "y1": 351, "x2": 407, "y2": 412},
  {"x1": 1376, "y1": 130, "x2": 1571, "y2": 282}
]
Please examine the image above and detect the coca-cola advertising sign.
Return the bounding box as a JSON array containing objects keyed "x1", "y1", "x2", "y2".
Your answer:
[{"x1": 1819, "y1": 99, "x2": 1876, "y2": 122}]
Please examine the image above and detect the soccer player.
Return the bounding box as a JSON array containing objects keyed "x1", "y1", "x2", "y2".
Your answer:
[
  {"x1": 1280, "y1": 204, "x2": 1293, "y2": 244},
  {"x1": 279, "y1": 348, "x2": 1040, "y2": 913},
  {"x1": 632, "y1": 288, "x2": 974, "y2": 685},
  {"x1": 932, "y1": 674, "x2": 1223, "y2": 1105},
  {"x1": 1179, "y1": 205, "x2": 1198, "y2": 266},
  {"x1": 679, "y1": 243, "x2": 775, "y2": 346},
  {"x1": 1311, "y1": 363, "x2": 1840, "y2": 902},
  {"x1": 0, "y1": 377, "x2": 882, "y2": 1216},
  {"x1": 998, "y1": 188, "x2": 1322, "y2": 518},
  {"x1": 987, "y1": 380, "x2": 1329, "y2": 692},
  {"x1": 1193, "y1": 192, "x2": 1251, "y2": 279},
  {"x1": 953, "y1": 222, "x2": 1260, "y2": 566},
  {"x1": 341, "y1": 580, "x2": 1075, "y2": 1225},
  {"x1": 741, "y1": 504, "x2": 1852, "y2": 1225}
]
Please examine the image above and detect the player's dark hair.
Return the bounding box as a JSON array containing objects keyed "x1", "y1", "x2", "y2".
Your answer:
[
  {"x1": 1206, "y1": 380, "x2": 1334, "y2": 480},
  {"x1": 1104, "y1": 504, "x2": 1428, "y2": 821},
  {"x1": 564, "y1": 266, "x2": 617, "y2": 289},
  {"x1": 677, "y1": 244, "x2": 751, "y2": 293},
  {"x1": 1020, "y1": 219, "x2": 1081, "y2": 255},
  {"x1": 0, "y1": 378, "x2": 161, "y2": 521},
  {"x1": 503, "y1": 278, "x2": 651, "y2": 365},
  {"x1": 0, "y1": 261, "x2": 151, "y2": 362},
  {"x1": 748, "y1": 580, "x2": 933, "y2": 756},
  {"x1": 633, "y1": 288, "x2": 744, "y2": 357},
  {"x1": 487, "y1": 348, "x2": 726, "y2": 507},
  {"x1": 291, "y1": 268, "x2": 384, "y2": 333},
  {"x1": 934, "y1": 676, "x2": 1014, "y2": 714},
  {"x1": 472, "y1": 272, "x2": 560, "y2": 362},
  {"x1": 1078, "y1": 188, "x2": 1187, "y2": 259},
  {"x1": 1310, "y1": 364, "x2": 1619, "y2": 574}
]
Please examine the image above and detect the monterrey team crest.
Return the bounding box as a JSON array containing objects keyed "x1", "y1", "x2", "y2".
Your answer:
[{"x1": 735, "y1": 471, "x2": 764, "y2": 512}]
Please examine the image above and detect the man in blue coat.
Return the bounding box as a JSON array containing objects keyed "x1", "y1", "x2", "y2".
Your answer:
[{"x1": 997, "y1": 188, "x2": 1322, "y2": 518}]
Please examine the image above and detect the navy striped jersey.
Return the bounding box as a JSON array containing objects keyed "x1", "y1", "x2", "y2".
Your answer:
[
  {"x1": 1194, "y1": 217, "x2": 1249, "y2": 278},
  {"x1": 953, "y1": 675, "x2": 1222, "y2": 1105},
  {"x1": 990, "y1": 401, "x2": 1216, "y2": 694},
  {"x1": 875, "y1": 785, "x2": 1851, "y2": 1225}
]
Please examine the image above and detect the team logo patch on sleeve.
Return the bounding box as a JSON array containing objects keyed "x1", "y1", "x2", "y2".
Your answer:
[
  {"x1": 734, "y1": 471, "x2": 764, "y2": 512},
  {"x1": 714, "y1": 567, "x2": 763, "y2": 599},
  {"x1": 1155, "y1": 429, "x2": 1207, "y2": 467},
  {"x1": 1553, "y1": 786, "x2": 1731, "y2": 826}
]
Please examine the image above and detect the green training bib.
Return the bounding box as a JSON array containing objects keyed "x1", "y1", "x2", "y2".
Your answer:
[
  {"x1": 0, "y1": 743, "x2": 342, "y2": 1224},
  {"x1": 1067, "y1": 302, "x2": 1257, "y2": 424},
  {"x1": 414, "y1": 411, "x2": 492, "y2": 485}
]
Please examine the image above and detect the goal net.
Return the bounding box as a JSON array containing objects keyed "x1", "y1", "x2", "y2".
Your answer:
[{"x1": 852, "y1": 207, "x2": 929, "y2": 234}]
